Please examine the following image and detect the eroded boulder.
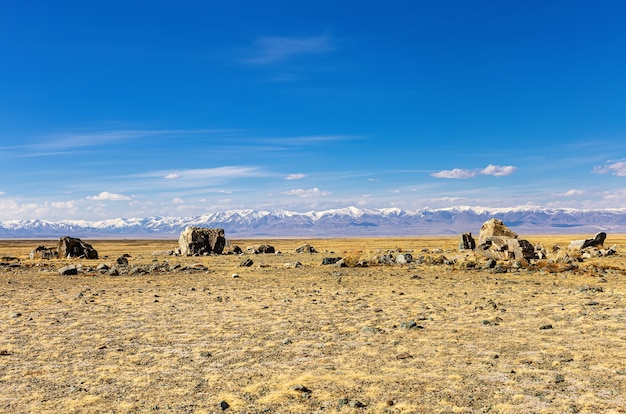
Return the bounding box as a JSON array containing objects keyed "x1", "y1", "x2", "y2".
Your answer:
[
  {"x1": 57, "y1": 237, "x2": 98, "y2": 259},
  {"x1": 569, "y1": 232, "x2": 607, "y2": 250},
  {"x1": 477, "y1": 219, "x2": 518, "y2": 246},
  {"x1": 178, "y1": 226, "x2": 226, "y2": 256}
]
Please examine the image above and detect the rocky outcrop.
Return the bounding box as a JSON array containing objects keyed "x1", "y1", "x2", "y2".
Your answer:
[
  {"x1": 178, "y1": 226, "x2": 226, "y2": 256},
  {"x1": 477, "y1": 219, "x2": 518, "y2": 246},
  {"x1": 57, "y1": 237, "x2": 98, "y2": 259}
]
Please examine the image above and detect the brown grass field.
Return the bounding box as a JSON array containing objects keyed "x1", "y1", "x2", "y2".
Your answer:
[{"x1": 1, "y1": 235, "x2": 626, "y2": 413}]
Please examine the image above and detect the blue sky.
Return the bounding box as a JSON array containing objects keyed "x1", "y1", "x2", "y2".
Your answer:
[{"x1": 1, "y1": 1, "x2": 626, "y2": 220}]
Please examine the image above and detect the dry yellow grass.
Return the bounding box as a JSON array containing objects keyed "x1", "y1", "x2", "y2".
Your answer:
[{"x1": 1, "y1": 235, "x2": 626, "y2": 413}]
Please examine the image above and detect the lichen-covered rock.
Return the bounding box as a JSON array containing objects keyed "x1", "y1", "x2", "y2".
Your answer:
[{"x1": 178, "y1": 226, "x2": 226, "y2": 256}]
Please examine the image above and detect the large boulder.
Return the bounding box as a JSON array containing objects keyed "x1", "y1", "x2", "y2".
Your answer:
[
  {"x1": 57, "y1": 237, "x2": 98, "y2": 259},
  {"x1": 569, "y1": 232, "x2": 607, "y2": 250},
  {"x1": 477, "y1": 219, "x2": 518, "y2": 246},
  {"x1": 178, "y1": 226, "x2": 226, "y2": 256},
  {"x1": 477, "y1": 236, "x2": 536, "y2": 261}
]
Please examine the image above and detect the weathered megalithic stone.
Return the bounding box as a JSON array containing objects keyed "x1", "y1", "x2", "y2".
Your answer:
[
  {"x1": 458, "y1": 232, "x2": 476, "y2": 250},
  {"x1": 178, "y1": 226, "x2": 226, "y2": 256},
  {"x1": 477, "y1": 218, "x2": 518, "y2": 246},
  {"x1": 57, "y1": 237, "x2": 98, "y2": 259}
]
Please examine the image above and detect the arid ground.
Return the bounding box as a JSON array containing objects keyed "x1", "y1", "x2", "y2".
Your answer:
[{"x1": 1, "y1": 236, "x2": 626, "y2": 413}]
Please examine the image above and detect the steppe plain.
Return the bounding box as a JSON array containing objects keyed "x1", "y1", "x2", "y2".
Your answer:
[{"x1": 1, "y1": 235, "x2": 626, "y2": 414}]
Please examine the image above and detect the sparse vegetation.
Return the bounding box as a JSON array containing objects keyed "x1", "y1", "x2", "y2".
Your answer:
[{"x1": 1, "y1": 236, "x2": 626, "y2": 413}]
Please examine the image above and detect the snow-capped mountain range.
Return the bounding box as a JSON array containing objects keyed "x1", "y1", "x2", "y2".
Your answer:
[{"x1": 2, "y1": 206, "x2": 626, "y2": 238}]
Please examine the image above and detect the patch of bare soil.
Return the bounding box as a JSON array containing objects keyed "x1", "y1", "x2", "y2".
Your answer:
[{"x1": 1, "y1": 236, "x2": 626, "y2": 413}]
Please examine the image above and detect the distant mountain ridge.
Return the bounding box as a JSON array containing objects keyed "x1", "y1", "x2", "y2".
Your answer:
[{"x1": 2, "y1": 206, "x2": 626, "y2": 238}]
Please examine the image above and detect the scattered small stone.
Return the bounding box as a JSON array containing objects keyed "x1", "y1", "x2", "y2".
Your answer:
[
  {"x1": 59, "y1": 265, "x2": 78, "y2": 276},
  {"x1": 539, "y1": 324, "x2": 553, "y2": 330},
  {"x1": 585, "y1": 301, "x2": 599, "y2": 306},
  {"x1": 396, "y1": 352, "x2": 412, "y2": 360},
  {"x1": 200, "y1": 351, "x2": 212, "y2": 358},
  {"x1": 291, "y1": 384, "x2": 311, "y2": 393},
  {"x1": 400, "y1": 321, "x2": 422, "y2": 329},
  {"x1": 0, "y1": 350, "x2": 10, "y2": 356},
  {"x1": 362, "y1": 326, "x2": 383, "y2": 334},
  {"x1": 322, "y1": 257, "x2": 342, "y2": 265},
  {"x1": 231, "y1": 273, "x2": 240, "y2": 278},
  {"x1": 282, "y1": 338, "x2": 292, "y2": 345},
  {"x1": 116, "y1": 256, "x2": 129, "y2": 266},
  {"x1": 555, "y1": 373, "x2": 565, "y2": 383},
  {"x1": 219, "y1": 400, "x2": 230, "y2": 411},
  {"x1": 10, "y1": 312, "x2": 22, "y2": 318},
  {"x1": 239, "y1": 258, "x2": 254, "y2": 267},
  {"x1": 349, "y1": 400, "x2": 366, "y2": 408}
]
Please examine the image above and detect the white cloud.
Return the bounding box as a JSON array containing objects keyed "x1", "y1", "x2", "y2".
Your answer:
[
  {"x1": 0, "y1": 191, "x2": 5, "y2": 195},
  {"x1": 285, "y1": 173, "x2": 306, "y2": 180},
  {"x1": 283, "y1": 188, "x2": 331, "y2": 198},
  {"x1": 561, "y1": 189, "x2": 586, "y2": 197},
  {"x1": 431, "y1": 168, "x2": 476, "y2": 179},
  {"x1": 480, "y1": 164, "x2": 517, "y2": 177},
  {"x1": 593, "y1": 161, "x2": 626, "y2": 176},
  {"x1": 171, "y1": 197, "x2": 185, "y2": 204},
  {"x1": 432, "y1": 165, "x2": 517, "y2": 179},
  {"x1": 245, "y1": 35, "x2": 335, "y2": 64},
  {"x1": 87, "y1": 192, "x2": 132, "y2": 201},
  {"x1": 50, "y1": 201, "x2": 76, "y2": 209},
  {"x1": 141, "y1": 166, "x2": 266, "y2": 180}
]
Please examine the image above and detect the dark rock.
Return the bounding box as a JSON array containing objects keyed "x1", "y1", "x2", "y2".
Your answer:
[
  {"x1": 239, "y1": 258, "x2": 254, "y2": 267},
  {"x1": 57, "y1": 237, "x2": 98, "y2": 259},
  {"x1": 250, "y1": 244, "x2": 275, "y2": 254},
  {"x1": 219, "y1": 400, "x2": 229, "y2": 411},
  {"x1": 569, "y1": 232, "x2": 607, "y2": 250},
  {"x1": 291, "y1": 384, "x2": 311, "y2": 392},
  {"x1": 459, "y1": 232, "x2": 476, "y2": 250},
  {"x1": 59, "y1": 265, "x2": 78, "y2": 276},
  {"x1": 116, "y1": 256, "x2": 129, "y2": 266},
  {"x1": 322, "y1": 257, "x2": 342, "y2": 265},
  {"x1": 539, "y1": 324, "x2": 553, "y2": 330}
]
